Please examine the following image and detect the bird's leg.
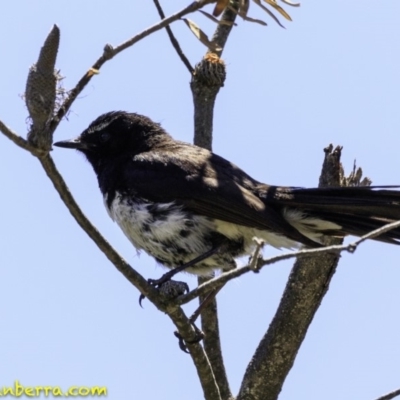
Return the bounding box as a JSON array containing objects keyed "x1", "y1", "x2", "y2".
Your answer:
[
  {"x1": 140, "y1": 243, "x2": 231, "y2": 352},
  {"x1": 149, "y1": 246, "x2": 224, "y2": 286},
  {"x1": 139, "y1": 245, "x2": 226, "y2": 306}
]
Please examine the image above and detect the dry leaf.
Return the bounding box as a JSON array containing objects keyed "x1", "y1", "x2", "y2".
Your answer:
[
  {"x1": 263, "y1": 0, "x2": 292, "y2": 20},
  {"x1": 198, "y1": 10, "x2": 237, "y2": 26},
  {"x1": 253, "y1": 0, "x2": 285, "y2": 28},
  {"x1": 182, "y1": 18, "x2": 222, "y2": 51},
  {"x1": 239, "y1": 0, "x2": 250, "y2": 17},
  {"x1": 228, "y1": 4, "x2": 268, "y2": 26},
  {"x1": 213, "y1": 0, "x2": 229, "y2": 16},
  {"x1": 240, "y1": 14, "x2": 267, "y2": 25},
  {"x1": 280, "y1": 0, "x2": 300, "y2": 7}
]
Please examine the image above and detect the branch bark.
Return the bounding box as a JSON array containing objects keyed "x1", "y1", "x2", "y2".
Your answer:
[
  {"x1": 236, "y1": 146, "x2": 351, "y2": 400},
  {"x1": 153, "y1": 0, "x2": 194, "y2": 73},
  {"x1": 374, "y1": 388, "x2": 400, "y2": 400},
  {"x1": 190, "y1": 3, "x2": 239, "y2": 400}
]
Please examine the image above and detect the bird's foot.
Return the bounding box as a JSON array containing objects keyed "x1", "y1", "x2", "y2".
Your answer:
[
  {"x1": 174, "y1": 322, "x2": 204, "y2": 353},
  {"x1": 158, "y1": 279, "x2": 190, "y2": 299},
  {"x1": 139, "y1": 278, "x2": 189, "y2": 307}
]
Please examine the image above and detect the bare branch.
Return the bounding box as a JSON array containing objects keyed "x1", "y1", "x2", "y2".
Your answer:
[
  {"x1": 39, "y1": 153, "x2": 221, "y2": 400},
  {"x1": 0, "y1": 125, "x2": 197, "y2": 310},
  {"x1": 49, "y1": 0, "x2": 214, "y2": 132},
  {"x1": 1, "y1": 115, "x2": 221, "y2": 399},
  {"x1": 248, "y1": 239, "x2": 264, "y2": 271},
  {"x1": 38, "y1": 154, "x2": 154, "y2": 298},
  {"x1": 167, "y1": 307, "x2": 222, "y2": 400},
  {"x1": 190, "y1": 4, "x2": 239, "y2": 399},
  {"x1": 153, "y1": 0, "x2": 194, "y2": 73},
  {"x1": 235, "y1": 146, "x2": 363, "y2": 400},
  {"x1": 236, "y1": 145, "x2": 343, "y2": 400},
  {"x1": 209, "y1": 0, "x2": 239, "y2": 57},
  {"x1": 0, "y1": 119, "x2": 45, "y2": 157},
  {"x1": 374, "y1": 388, "x2": 400, "y2": 400}
]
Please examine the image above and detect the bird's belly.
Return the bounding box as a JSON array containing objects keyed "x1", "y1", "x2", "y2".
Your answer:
[{"x1": 105, "y1": 194, "x2": 237, "y2": 274}]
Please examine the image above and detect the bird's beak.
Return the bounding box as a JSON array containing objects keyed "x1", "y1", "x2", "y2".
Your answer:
[{"x1": 53, "y1": 137, "x2": 93, "y2": 150}]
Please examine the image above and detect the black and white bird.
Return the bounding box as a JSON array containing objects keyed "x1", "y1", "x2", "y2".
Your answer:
[{"x1": 54, "y1": 111, "x2": 400, "y2": 282}]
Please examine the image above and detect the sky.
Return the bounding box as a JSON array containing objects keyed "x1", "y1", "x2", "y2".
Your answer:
[{"x1": 1, "y1": 1, "x2": 400, "y2": 399}]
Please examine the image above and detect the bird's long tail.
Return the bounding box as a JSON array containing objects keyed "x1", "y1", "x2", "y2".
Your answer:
[{"x1": 268, "y1": 186, "x2": 400, "y2": 244}]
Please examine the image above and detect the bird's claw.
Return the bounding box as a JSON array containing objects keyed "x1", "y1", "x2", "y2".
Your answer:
[
  {"x1": 174, "y1": 322, "x2": 204, "y2": 353},
  {"x1": 139, "y1": 279, "x2": 189, "y2": 307}
]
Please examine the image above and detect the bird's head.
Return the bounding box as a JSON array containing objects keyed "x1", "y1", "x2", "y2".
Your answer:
[{"x1": 54, "y1": 111, "x2": 170, "y2": 166}]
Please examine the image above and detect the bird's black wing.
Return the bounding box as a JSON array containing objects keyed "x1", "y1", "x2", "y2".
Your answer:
[{"x1": 118, "y1": 153, "x2": 321, "y2": 248}]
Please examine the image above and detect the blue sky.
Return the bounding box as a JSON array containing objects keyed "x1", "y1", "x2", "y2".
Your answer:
[{"x1": 1, "y1": 1, "x2": 400, "y2": 399}]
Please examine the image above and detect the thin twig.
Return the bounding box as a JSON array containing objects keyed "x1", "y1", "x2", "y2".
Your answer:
[
  {"x1": 1, "y1": 126, "x2": 160, "y2": 302},
  {"x1": 190, "y1": 285, "x2": 224, "y2": 323},
  {"x1": 49, "y1": 0, "x2": 213, "y2": 132},
  {"x1": 374, "y1": 388, "x2": 400, "y2": 400},
  {"x1": 178, "y1": 219, "x2": 400, "y2": 305},
  {"x1": 249, "y1": 239, "x2": 264, "y2": 271},
  {"x1": 153, "y1": 0, "x2": 194, "y2": 74},
  {"x1": 0, "y1": 119, "x2": 44, "y2": 156},
  {"x1": 39, "y1": 154, "x2": 154, "y2": 298}
]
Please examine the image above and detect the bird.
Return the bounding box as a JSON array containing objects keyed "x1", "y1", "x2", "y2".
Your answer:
[{"x1": 54, "y1": 111, "x2": 400, "y2": 286}]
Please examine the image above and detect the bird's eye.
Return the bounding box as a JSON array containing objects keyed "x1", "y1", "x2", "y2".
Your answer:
[{"x1": 99, "y1": 132, "x2": 111, "y2": 143}]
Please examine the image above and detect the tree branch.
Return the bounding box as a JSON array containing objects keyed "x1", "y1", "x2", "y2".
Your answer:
[
  {"x1": 39, "y1": 153, "x2": 222, "y2": 400},
  {"x1": 153, "y1": 0, "x2": 194, "y2": 74},
  {"x1": 0, "y1": 119, "x2": 45, "y2": 156},
  {"x1": 49, "y1": 0, "x2": 214, "y2": 133},
  {"x1": 38, "y1": 154, "x2": 156, "y2": 299},
  {"x1": 167, "y1": 307, "x2": 222, "y2": 400},
  {"x1": 190, "y1": 3, "x2": 239, "y2": 400},
  {"x1": 374, "y1": 388, "x2": 400, "y2": 400},
  {"x1": 208, "y1": 0, "x2": 239, "y2": 57},
  {"x1": 236, "y1": 145, "x2": 354, "y2": 400},
  {"x1": 191, "y1": 0, "x2": 238, "y2": 149}
]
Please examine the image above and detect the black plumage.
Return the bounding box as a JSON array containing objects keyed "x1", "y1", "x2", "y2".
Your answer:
[{"x1": 54, "y1": 111, "x2": 400, "y2": 275}]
